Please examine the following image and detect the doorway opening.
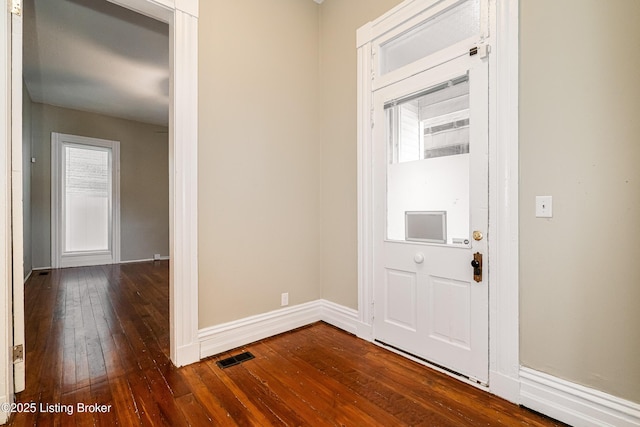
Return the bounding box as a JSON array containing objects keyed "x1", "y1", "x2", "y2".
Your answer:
[{"x1": 9, "y1": 0, "x2": 199, "y2": 402}]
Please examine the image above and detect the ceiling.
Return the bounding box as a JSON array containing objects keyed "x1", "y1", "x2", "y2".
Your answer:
[{"x1": 23, "y1": 0, "x2": 170, "y2": 126}]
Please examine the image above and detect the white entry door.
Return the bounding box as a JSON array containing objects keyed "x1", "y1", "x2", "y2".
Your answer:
[
  {"x1": 373, "y1": 53, "x2": 489, "y2": 383},
  {"x1": 52, "y1": 133, "x2": 121, "y2": 268}
]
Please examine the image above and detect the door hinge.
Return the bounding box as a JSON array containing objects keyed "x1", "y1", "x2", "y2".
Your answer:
[
  {"x1": 12, "y1": 344, "x2": 23, "y2": 363},
  {"x1": 10, "y1": 0, "x2": 21, "y2": 16}
]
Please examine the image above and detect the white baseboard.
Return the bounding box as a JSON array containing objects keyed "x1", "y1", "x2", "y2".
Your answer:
[
  {"x1": 319, "y1": 299, "x2": 375, "y2": 342},
  {"x1": 120, "y1": 256, "x2": 170, "y2": 264},
  {"x1": 489, "y1": 370, "x2": 521, "y2": 404},
  {"x1": 30, "y1": 258, "x2": 170, "y2": 270},
  {"x1": 198, "y1": 300, "x2": 324, "y2": 359},
  {"x1": 319, "y1": 299, "x2": 360, "y2": 335},
  {"x1": 198, "y1": 299, "x2": 368, "y2": 360},
  {"x1": 174, "y1": 341, "x2": 200, "y2": 367},
  {"x1": 520, "y1": 367, "x2": 640, "y2": 427}
]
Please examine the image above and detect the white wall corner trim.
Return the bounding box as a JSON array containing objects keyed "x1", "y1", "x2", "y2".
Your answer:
[
  {"x1": 520, "y1": 368, "x2": 640, "y2": 427},
  {"x1": 320, "y1": 299, "x2": 364, "y2": 336}
]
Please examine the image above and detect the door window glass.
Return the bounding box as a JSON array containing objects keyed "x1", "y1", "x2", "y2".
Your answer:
[
  {"x1": 379, "y1": 0, "x2": 480, "y2": 75},
  {"x1": 63, "y1": 145, "x2": 111, "y2": 252},
  {"x1": 386, "y1": 74, "x2": 470, "y2": 245}
]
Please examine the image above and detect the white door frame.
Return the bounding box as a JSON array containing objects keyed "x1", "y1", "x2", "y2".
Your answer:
[
  {"x1": 10, "y1": 2, "x2": 24, "y2": 395},
  {"x1": 1, "y1": 2, "x2": 14, "y2": 422},
  {"x1": 105, "y1": 0, "x2": 200, "y2": 368},
  {"x1": 356, "y1": 0, "x2": 520, "y2": 402}
]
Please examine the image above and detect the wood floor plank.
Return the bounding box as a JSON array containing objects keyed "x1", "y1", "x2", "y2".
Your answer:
[
  {"x1": 109, "y1": 376, "x2": 141, "y2": 427},
  {"x1": 8, "y1": 262, "x2": 566, "y2": 426},
  {"x1": 126, "y1": 368, "x2": 168, "y2": 427},
  {"x1": 305, "y1": 324, "x2": 493, "y2": 425},
  {"x1": 143, "y1": 365, "x2": 189, "y2": 427},
  {"x1": 179, "y1": 365, "x2": 239, "y2": 426},
  {"x1": 232, "y1": 345, "x2": 330, "y2": 425},
  {"x1": 175, "y1": 393, "x2": 214, "y2": 426},
  {"x1": 252, "y1": 339, "x2": 406, "y2": 426},
  {"x1": 89, "y1": 380, "x2": 118, "y2": 427},
  {"x1": 216, "y1": 360, "x2": 309, "y2": 426},
  {"x1": 193, "y1": 361, "x2": 272, "y2": 426}
]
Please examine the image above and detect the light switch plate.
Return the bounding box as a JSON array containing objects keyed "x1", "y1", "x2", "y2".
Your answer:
[{"x1": 536, "y1": 196, "x2": 553, "y2": 218}]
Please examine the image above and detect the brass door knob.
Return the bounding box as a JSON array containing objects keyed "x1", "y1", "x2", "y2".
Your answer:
[{"x1": 473, "y1": 230, "x2": 483, "y2": 241}]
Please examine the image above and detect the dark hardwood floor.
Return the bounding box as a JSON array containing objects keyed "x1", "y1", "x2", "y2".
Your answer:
[{"x1": 7, "y1": 262, "x2": 564, "y2": 426}]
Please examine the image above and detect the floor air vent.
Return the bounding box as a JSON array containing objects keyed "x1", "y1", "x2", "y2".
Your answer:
[
  {"x1": 39, "y1": 271, "x2": 50, "y2": 276},
  {"x1": 216, "y1": 352, "x2": 255, "y2": 369}
]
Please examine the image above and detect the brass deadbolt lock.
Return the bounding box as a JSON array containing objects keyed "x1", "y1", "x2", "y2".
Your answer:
[{"x1": 471, "y1": 252, "x2": 483, "y2": 283}]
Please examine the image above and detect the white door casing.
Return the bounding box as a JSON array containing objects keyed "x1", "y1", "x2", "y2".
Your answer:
[
  {"x1": 98, "y1": 0, "x2": 199, "y2": 368},
  {"x1": 372, "y1": 53, "x2": 489, "y2": 383},
  {"x1": 0, "y1": 4, "x2": 10, "y2": 418},
  {"x1": 10, "y1": 5, "x2": 24, "y2": 393},
  {"x1": 95, "y1": 0, "x2": 201, "y2": 368},
  {"x1": 357, "y1": 0, "x2": 520, "y2": 401}
]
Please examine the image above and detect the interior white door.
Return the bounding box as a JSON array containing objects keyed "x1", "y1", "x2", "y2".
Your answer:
[{"x1": 373, "y1": 53, "x2": 489, "y2": 383}]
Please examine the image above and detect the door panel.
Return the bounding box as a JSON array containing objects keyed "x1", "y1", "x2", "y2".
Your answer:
[
  {"x1": 384, "y1": 269, "x2": 418, "y2": 331},
  {"x1": 373, "y1": 54, "x2": 488, "y2": 383},
  {"x1": 429, "y1": 275, "x2": 471, "y2": 348}
]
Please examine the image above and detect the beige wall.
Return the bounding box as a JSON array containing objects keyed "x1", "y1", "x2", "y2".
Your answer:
[
  {"x1": 520, "y1": 0, "x2": 640, "y2": 403},
  {"x1": 318, "y1": 0, "x2": 403, "y2": 309},
  {"x1": 196, "y1": 0, "x2": 403, "y2": 328},
  {"x1": 30, "y1": 104, "x2": 169, "y2": 267},
  {"x1": 198, "y1": 0, "x2": 321, "y2": 327}
]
